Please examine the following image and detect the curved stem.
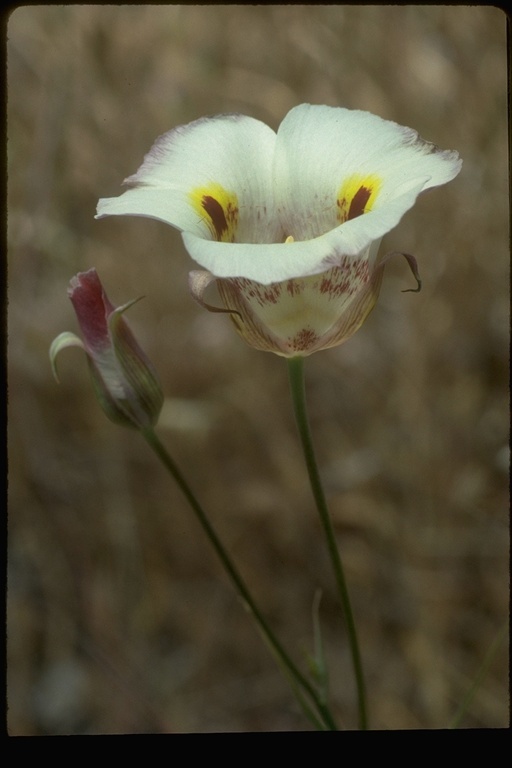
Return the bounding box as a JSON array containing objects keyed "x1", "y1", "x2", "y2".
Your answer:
[
  {"x1": 141, "y1": 426, "x2": 338, "y2": 731},
  {"x1": 287, "y1": 356, "x2": 368, "y2": 730}
]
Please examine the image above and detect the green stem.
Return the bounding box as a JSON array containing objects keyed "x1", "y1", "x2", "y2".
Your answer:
[
  {"x1": 287, "y1": 356, "x2": 368, "y2": 730},
  {"x1": 141, "y1": 426, "x2": 338, "y2": 731}
]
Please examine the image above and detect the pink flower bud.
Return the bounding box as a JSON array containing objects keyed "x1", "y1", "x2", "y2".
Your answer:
[{"x1": 50, "y1": 269, "x2": 163, "y2": 429}]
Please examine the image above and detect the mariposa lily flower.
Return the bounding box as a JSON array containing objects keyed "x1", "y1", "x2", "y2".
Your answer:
[
  {"x1": 50, "y1": 268, "x2": 163, "y2": 429},
  {"x1": 96, "y1": 104, "x2": 461, "y2": 356}
]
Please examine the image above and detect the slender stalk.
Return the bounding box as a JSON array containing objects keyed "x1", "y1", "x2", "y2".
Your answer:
[
  {"x1": 287, "y1": 356, "x2": 368, "y2": 730},
  {"x1": 141, "y1": 426, "x2": 338, "y2": 731}
]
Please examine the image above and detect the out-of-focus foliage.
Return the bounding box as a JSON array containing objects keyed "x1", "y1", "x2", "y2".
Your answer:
[{"x1": 7, "y1": 5, "x2": 508, "y2": 732}]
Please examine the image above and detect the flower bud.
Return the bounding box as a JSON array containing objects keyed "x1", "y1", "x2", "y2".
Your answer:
[{"x1": 50, "y1": 268, "x2": 163, "y2": 429}]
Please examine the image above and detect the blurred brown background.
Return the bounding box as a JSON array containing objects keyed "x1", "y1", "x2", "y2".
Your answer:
[{"x1": 7, "y1": 5, "x2": 509, "y2": 733}]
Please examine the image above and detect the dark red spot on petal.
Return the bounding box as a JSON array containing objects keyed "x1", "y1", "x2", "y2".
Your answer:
[
  {"x1": 348, "y1": 186, "x2": 372, "y2": 220},
  {"x1": 286, "y1": 279, "x2": 301, "y2": 297},
  {"x1": 290, "y1": 328, "x2": 318, "y2": 352},
  {"x1": 202, "y1": 195, "x2": 228, "y2": 240}
]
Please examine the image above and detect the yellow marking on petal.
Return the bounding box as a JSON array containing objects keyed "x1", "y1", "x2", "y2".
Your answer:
[
  {"x1": 284, "y1": 235, "x2": 295, "y2": 243},
  {"x1": 189, "y1": 183, "x2": 239, "y2": 242},
  {"x1": 337, "y1": 174, "x2": 382, "y2": 223}
]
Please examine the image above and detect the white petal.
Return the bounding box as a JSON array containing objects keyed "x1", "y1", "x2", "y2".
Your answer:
[
  {"x1": 215, "y1": 256, "x2": 384, "y2": 357},
  {"x1": 182, "y1": 229, "x2": 384, "y2": 284},
  {"x1": 96, "y1": 114, "x2": 282, "y2": 243},
  {"x1": 273, "y1": 104, "x2": 462, "y2": 241},
  {"x1": 96, "y1": 104, "x2": 461, "y2": 286},
  {"x1": 182, "y1": 175, "x2": 424, "y2": 283}
]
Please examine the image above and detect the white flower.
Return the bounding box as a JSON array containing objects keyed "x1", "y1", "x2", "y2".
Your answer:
[{"x1": 96, "y1": 104, "x2": 461, "y2": 356}]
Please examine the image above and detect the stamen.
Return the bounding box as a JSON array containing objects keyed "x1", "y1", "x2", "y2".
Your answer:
[{"x1": 285, "y1": 235, "x2": 295, "y2": 244}]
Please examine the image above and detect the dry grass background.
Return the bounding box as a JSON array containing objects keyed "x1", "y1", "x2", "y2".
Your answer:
[{"x1": 7, "y1": 5, "x2": 509, "y2": 733}]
